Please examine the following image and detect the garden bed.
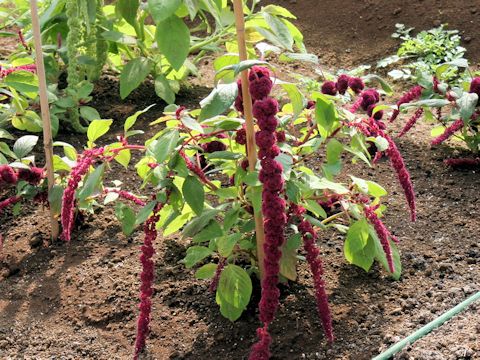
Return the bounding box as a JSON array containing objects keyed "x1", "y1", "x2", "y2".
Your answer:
[{"x1": 1, "y1": 1, "x2": 479, "y2": 359}]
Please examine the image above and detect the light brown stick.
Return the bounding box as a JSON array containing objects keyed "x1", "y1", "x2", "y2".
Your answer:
[
  {"x1": 30, "y1": 0, "x2": 60, "y2": 240},
  {"x1": 232, "y1": 0, "x2": 265, "y2": 279}
]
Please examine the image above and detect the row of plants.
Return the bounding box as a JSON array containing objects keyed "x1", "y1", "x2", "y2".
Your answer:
[{"x1": 1, "y1": 1, "x2": 479, "y2": 359}]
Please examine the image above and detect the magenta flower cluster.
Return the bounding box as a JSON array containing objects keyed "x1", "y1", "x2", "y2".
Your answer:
[
  {"x1": 350, "y1": 88, "x2": 380, "y2": 115},
  {"x1": 444, "y1": 157, "x2": 480, "y2": 168},
  {"x1": 469, "y1": 77, "x2": 480, "y2": 104},
  {"x1": 398, "y1": 108, "x2": 424, "y2": 137},
  {"x1": 320, "y1": 75, "x2": 364, "y2": 96},
  {"x1": 249, "y1": 66, "x2": 286, "y2": 360},
  {"x1": 104, "y1": 188, "x2": 146, "y2": 206},
  {"x1": 201, "y1": 140, "x2": 227, "y2": 153},
  {"x1": 61, "y1": 147, "x2": 104, "y2": 241},
  {"x1": 179, "y1": 150, "x2": 209, "y2": 184},
  {"x1": 0, "y1": 165, "x2": 45, "y2": 188},
  {"x1": 389, "y1": 85, "x2": 423, "y2": 122},
  {"x1": 0, "y1": 64, "x2": 36, "y2": 78},
  {"x1": 0, "y1": 195, "x2": 21, "y2": 214},
  {"x1": 298, "y1": 219, "x2": 334, "y2": 343},
  {"x1": 208, "y1": 257, "x2": 226, "y2": 293},
  {"x1": 134, "y1": 203, "x2": 163, "y2": 360},
  {"x1": 0, "y1": 165, "x2": 18, "y2": 186},
  {"x1": 431, "y1": 119, "x2": 464, "y2": 146}
]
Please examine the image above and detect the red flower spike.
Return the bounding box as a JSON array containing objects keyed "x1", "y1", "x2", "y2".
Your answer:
[
  {"x1": 18, "y1": 167, "x2": 45, "y2": 185},
  {"x1": 398, "y1": 108, "x2": 424, "y2": 137},
  {"x1": 389, "y1": 85, "x2": 423, "y2": 122},
  {"x1": 431, "y1": 119, "x2": 464, "y2": 146},
  {"x1": 364, "y1": 206, "x2": 395, "y2": 273},
  {"x1": 298, "y1": 220, "x2": 334, "y2": 343},
  {"x1": 0, "y1": 195, "x2": 21, "y2": 214},
  {"x1": 209, "y1": 258, "x2": 226, "y2": 293},
  {"x1": 444, "y1": 158, "x2": 480, "y2": 168},
  {"x1": 0, "y1": 165, "x2": 18, "y2": 185}
]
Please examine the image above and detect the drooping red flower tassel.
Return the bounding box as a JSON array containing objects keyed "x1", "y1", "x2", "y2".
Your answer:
[
  {"x1": 209, "y1": 257, "x2": 226, "y2": 293},
  {"x1": 389, "y1": 85, "x2": 423, "y2": 122},
  {"x1": 134, "y1": 203, "x2": 163, "y2": 360},
  {"x1": 398, "y1": 108, "x2": 424, "y2": 137},
  {"x1": 0, "y1": 165, "x2": 18, "y2": 185},
  {"x1": 431, "y1": 119, "x2": 464, "y2": 146},
  {"x1": 364, "y1": 206, "x2": 395, "y2": 273},
  {"x1": 0, "y1": 195, "x2": 21, "y2": 214},
  {"x1": 18, "y1": 167, "x2": 45, "y2": 185},
  {"x1": 103, "y1": 189, "x2": 146, "y2": 206},
  {"x1": 298, "y1": 219, "x2": 334, "y2": 343},
  {"x1": 384, "y1": 134, "x2": 416, "y2": 222},
  {"x1": 444, "y1": 157, "x2": 480, "y2": 168},
  {"x1": 249, "y1": 67, "x2": 286, "y2": 360},
  {"x1": 61, "y1": 147, "x2": 104, "y2": 241}
]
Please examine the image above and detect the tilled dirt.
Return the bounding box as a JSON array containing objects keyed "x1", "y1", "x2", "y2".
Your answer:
[{"x1": 1, "y1": 1, "x2": 480, "y2": 359}]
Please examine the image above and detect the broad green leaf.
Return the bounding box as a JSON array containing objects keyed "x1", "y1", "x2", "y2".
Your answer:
[
  {"x1": 80, "y1": 106, "x2": 101, "y2": 122},
  {"x1": 344, "y1": 219, "x2": 374, "y2": 271},
  {"x1": 182, "y1": 246, "x2": 213, "y2": 268},
  {"x1": 120, "y1": 57, "x2": 153, "y2": 99},
  {"x1": 217, "y1": 264, "x2": 252, "y2": 320},
  {"x1": 114, "y1": 149, "x2": 131, "y2": 168},
  {"x1": 78, "y1": 163, "x2": 105, "y2": 200},
  {"x1": 193, "y1": 221, "x2": 224, "y2": 242},
  {"x1": 154, "y1": 74, "x2": 175, "y2": 104},
  {"x1": 216, "y1": 290, "x2": 243, "y2": 322},
  {"x1": 87, "y1": 119, "x2": 113, "y2": 144},
  {"x1": 217, "y1": 233, "x2": 241, "y2": 257},
  {"x1": 148, "y1": 0, "x2": 181, "y2": 23},
  {"x1": 116, "y1": 0, "x2": 139, "y2": 27},
  {"x1": 195, "y1": 263, "x2": 217, "y2": 279},
  {"x1": 458, "y1": 92, "x2": 478, "y2": 121},
  {"x1": 182, "y1": 209, "x2": 221, "y2": 237},
  {"x1": 279, "y1": 246, "x2": 297, "y2": 281},
  {"x1": 13, "y1": 135, "x2": 38, "y2": 159},
  {"x1": 3, "y1": 70, "x2": 38, "y2": 97},
  {"x1": 115, "y1": 202, "x2": 136, "y2": 236},
  {"x1": 149, "y1": 129, "x2": 179, "y2": 163},
  {"x1": 303, "y1": 199, "x2": 327, "y2": 219},
  {"x1": 136, "y1": 201, "x2": 157, "y2": 225},
  {"x1": 124, "y1": 104, "x2": 156, "y2": 132},
  {"x1": 326, "y1": 138, "x2": 343, "y2": 164},
  {"x1": 102, "y1": 30, "x2": 137, "y2": 45},
  {"x1": 199, "y1": 83, "x2": 238, "y2": 121},
  {"x1": 182, "y1": 176, "x2": 204, "y2": 216},
  {"x1": 315, "y1": 95, "x2": 338, "y2": 137},
  {"x1": 263, "y1": 13, "x2": 293, "y2": 50},
  {"x1": 156, "y1": 15, "x2": 190, "y2": 70},
  {"x1": 281, "y1": 83, "x2": 304, "y2": 118},
  {"x1": 48, "y1": 185, "x2": 64, "y2": 216},
  {"x1": 368, "y1": 226, "x2": 402, "y2": 280}
]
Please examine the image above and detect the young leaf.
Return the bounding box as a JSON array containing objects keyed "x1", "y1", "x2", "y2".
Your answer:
[
  {"x1": 13, "y1": 135, "x2": 38, "y2": 159},
  {"x1": 154, "y1": 74, "x2": 176, "y2": 104},
  {"x1": 195, "y1": 263, "x2": 217, "y2": 279},
  {"x1": 148, "y1": 0, "x2": 182, "y2": 23},
  {"x1": 182, "y1": 246, "x2": 213, "y2": 268},
  {"x1": 120, "y1": 58, "x2": 152, "y2": 99},
  {"x1": 136, "y1": 201, "x2": 157, "y2": 225},
  {"x1": 149, "y1": 130, "x2": 179, "y2": 163},
  {"x1": 217, "y1": 264, "x2": 252, "y2": 321},
  {"x1": 344, "y1": 219, "x2": 374, "y2": 272},
  {"x1": 124, "y1": 104, "x2": 156, "y2": 132},
  {"x1": 87, "y1": 119, "x2": 113, "y2": 144},
  {"x1": 78, "y1": 164, "x2": 106, "y2": 201},
  {"x1": 116, "y1": 0, "x2": 139, "y2": 27},
  {"x1": 115, "y1": 203, "x2": 136, "y2": 236},
  {"x1": 182, "y1": 176, "x2": 205, "y2": 216},
  {"x1": 217, "y1": 233, "x2": 241, "y2": 257},
  {"x1": 199, "y1": 83, "x2": 238, "y2": 121},
  {"x1": 156, "y1": 15, "x2": 190, "y2": 70}
]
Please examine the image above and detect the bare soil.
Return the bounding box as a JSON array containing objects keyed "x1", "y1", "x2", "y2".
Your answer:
[{"x1": 1, "y1": 1, "x2": 480, "y2": 359}]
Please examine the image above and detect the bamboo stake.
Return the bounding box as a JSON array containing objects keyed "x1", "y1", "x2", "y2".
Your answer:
[
  {"x1": 232, "y1": 0, "x2": 265, "y2": 279},
  {"x1": 30, "y1": 0, "x2": 60, "y2": 240}
]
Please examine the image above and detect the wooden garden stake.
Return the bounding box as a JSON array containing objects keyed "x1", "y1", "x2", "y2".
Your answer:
[
  {"x1": 30, "y1": 0, "x2": 60, "y2": 240},
  {"x1": 232, "y1": 0, "x2": 266, "y2": 279}
]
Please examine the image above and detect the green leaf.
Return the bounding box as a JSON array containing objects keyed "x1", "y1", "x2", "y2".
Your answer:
[
  {"x1": 458, "y1": 92, "x2": 478, "y2": 121},
  {"x1": 263, "y1": 13, "x2": 293, "y2": 50},
  {"x1": 78, "y1": 164, "x2": 105, "y2": 201},
  {"x1": 223, "y1": 206, "x2": 240, "y2": 232},
  {"x1": 114, "y1": 149, "x2": 131, "y2": 168},
  {"x1": 101, "y1": 30, "x2": 137, "y2": 45},
  {"x1": 154, "y1": 74, "x2": 175, "y2": 104},
  {"x1": 326, "y1": 138, "x2": 343, "y2": 164},
  {"x1": 136, "y1": 201, "x2": 157, "y2": 225},
  {"x1": 116, "y1": 0, "x2": 139, "y2": 27},
  {"x1": 217, "y1": 264, "x2": 252, "y2": 321},
  {"x1": 281, "y1": 83, "x2": 304, "y2": 118},
  {"x1": 195, "y1": 263, "x2": 217, "y2": 279},
  {"x1": 279, "y1": 246, "x2": 297, "y2": 281},
  {"x1": 315, "y1": 95, "x2": 338, "y2": 137},
  {"x1": 363, "y1": 74, "x2": 393, "y2": 96},
  {"x1": 149, "y1": 130, "x2": 179, "y2": 163},
  {"x1": 13, "y1": 135, "x2": 38, "y2": 159},
  {"x1": 217, "y1": 233, "x2": 241, "y2": 257},
  {"x1": 199, "y1": 83, "x2": 238, "y2": 121},
  {"x1": 87, "y1": 119, "x2": 113, "y2": 144},
  {"x1": 124, "y1": 104, "x2": 155, "y2": 132},
  {"x1": 183, "y1": 209, "x2": 221, "y2": 237},
  {"x1": 148, "y1": 0, "x2": 182, "y2": 23},
  {"x1": 3, "y1": 71, "x2": 38, "y2": 97},
  {"x1": 303, "y1": 199, "x2": 327, "y2": 219},
  {"x1": 193, "y1": 221, "x2": 224, "y2": 242},
  {"x1": 120, "y1": 57, "x2": 153, "y2": 99},
  {"x1": 183, "y1": 176, "x2": 204, "y2": 216},
  {"x1": 156, "y1": 15, "x2": 190, "y2": 70},
  {"x1": 115, "y1": 202, "x2": 136, "y2": 236},
  {"x1": 79, "y1": 106, "x2": 101, "y2": 122},
  {"x1": 401, "y1": 99, "x2": 450, "y2": 109},
  {"x1": 182, "y1": 246, "x2": 213, "y2": 268},
  {"x1": 344, "y1": 219, "x2": 374, "y2": 271},
  {"x1": 368, "y1": 226, "x2": 402, "y2": 280}
]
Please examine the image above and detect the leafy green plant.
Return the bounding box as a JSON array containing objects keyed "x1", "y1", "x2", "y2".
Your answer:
[
  {"x1": 379, "y1": 23, "x2": 467, "y2": 81},
  {"x1": 390, "y1": 63, "x2": 480, "y2": 161},
  {"x1": 1, "y1": 60, "x2": 417, "y2": 358}
]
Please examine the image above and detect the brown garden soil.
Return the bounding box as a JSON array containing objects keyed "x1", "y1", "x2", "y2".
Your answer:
[{"x1": 1, "y1": 1, "x2": 480, "y2": 359}]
